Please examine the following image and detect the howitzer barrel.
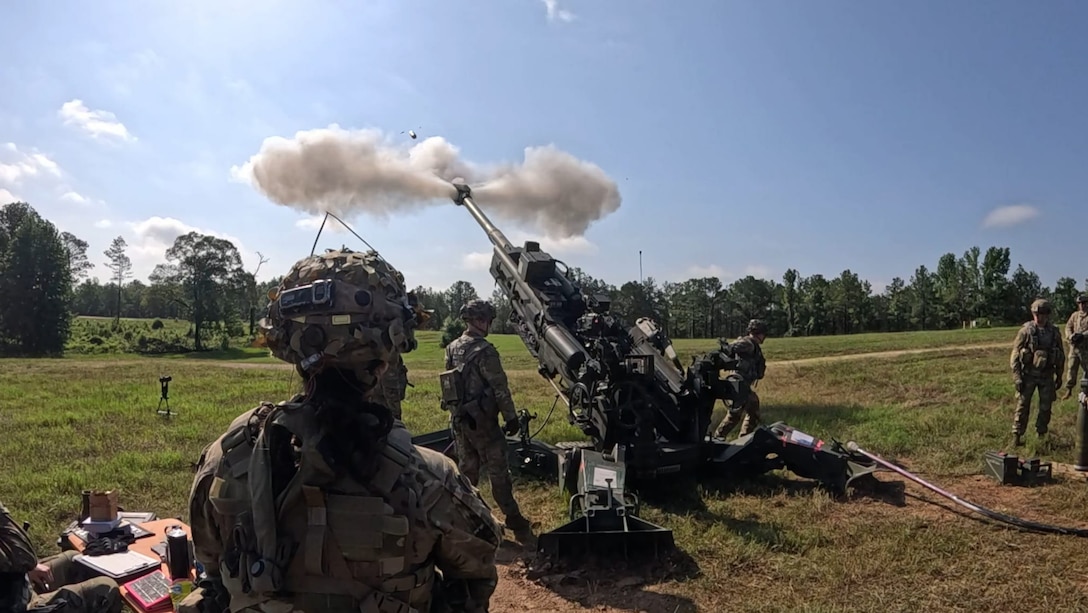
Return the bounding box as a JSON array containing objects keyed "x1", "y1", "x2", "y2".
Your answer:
[
  {"x1": 451, "y1": 183, "x2": 589, "y2": 377},
  {"x1": 453, "y1": 184, "x2": 515, "y2": 252}
]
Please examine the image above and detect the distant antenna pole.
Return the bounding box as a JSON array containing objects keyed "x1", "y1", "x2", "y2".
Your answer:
[{"x1": 639, "y1": 250, "x2": 643, "y2": 283}]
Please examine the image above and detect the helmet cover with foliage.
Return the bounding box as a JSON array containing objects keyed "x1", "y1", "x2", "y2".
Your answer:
[
  {"x1": 1030, "y1": 298, "x2": 1052, "y2": 314},
  {"x1": 747, "y1": 318, "x2": 769, "y2": 335},
  {"x1": 459, "y1": 299, "x2": 496, "y2": 322},
  {"x1": 259, "y1": 248, "x2": 420, "y2": 378}
]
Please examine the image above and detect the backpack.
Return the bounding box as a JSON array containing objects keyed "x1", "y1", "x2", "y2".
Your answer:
[
  {"x1": 438, "y1": 338, "x2": 491, "y2": 416},
  {"x1": 0, "y1": 503, "x2": 37, "y2": 575},
  {"x1": 202, "y1": 399, "x2": 435, "y2": 613}
]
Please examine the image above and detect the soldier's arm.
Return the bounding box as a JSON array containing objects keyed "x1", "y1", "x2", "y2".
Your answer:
[
  {"x1": 477, "y1": 344, "x2": 518, "y2": 423},
  {"x1": 1010, "y1": 327, "x2": 1027, "y2": 379},
  {"x1": 1055, "y1": 329, "x2": 1066, "y2": 380},
  {"x1": 0, "y1": 502, "x2": 39, "y2": 573},
  {"x1": 731, "y1": 337, "x2": 756, "y2": 359},
  {"x1": 187, "y1": 455, "x2": 224, "y2": 576},
  {"x1": 417, "y1": 449, "x2": 501, "y2": 613},
  {"x1": 444, "y1": 345, "x2": 453, "y2": 370}
]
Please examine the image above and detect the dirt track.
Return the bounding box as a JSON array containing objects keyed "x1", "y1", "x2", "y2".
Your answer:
[
  {"x1": 193, "y1": 340, "x2": 1010, "y2": 372},
  {"x1": 770, "y1": 341, "x2": 1007, "y2": 367}
]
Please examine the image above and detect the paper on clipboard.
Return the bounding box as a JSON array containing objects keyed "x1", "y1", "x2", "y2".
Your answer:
[{"x1": 73, "y1": 550, "x2": 159, "y2": 579}]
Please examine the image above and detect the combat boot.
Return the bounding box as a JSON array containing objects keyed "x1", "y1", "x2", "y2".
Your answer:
[
  {"x1": 1012, "y1": 432, "x2": 1023, "y2": 447},
  {"x1": 504, "y1": 512, "x2": 537, "y2": 547}
]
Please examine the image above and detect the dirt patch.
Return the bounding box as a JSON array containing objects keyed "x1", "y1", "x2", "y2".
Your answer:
[
  {"x1": 489, "y1": 541, "x2": 698, "y2": 612},
  {"x1": 67, "y1": 341, "x2": 1011, "y2": 372},
  {"x1": 770, "y1": 341, "x2": 1007, "y2": 368}
]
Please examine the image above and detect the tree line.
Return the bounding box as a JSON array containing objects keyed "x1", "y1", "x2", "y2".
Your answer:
[
  {"x1": 3, "y1": 199, "x2": 1085, "y2": 356},
  {"x1": 409, "y1": 249, "x2": 1087, "y2": 341}
]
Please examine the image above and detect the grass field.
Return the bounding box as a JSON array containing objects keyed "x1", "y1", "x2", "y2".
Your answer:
[{"x1": 3, "y1": 320, "x2": 1087, "y2": 612}]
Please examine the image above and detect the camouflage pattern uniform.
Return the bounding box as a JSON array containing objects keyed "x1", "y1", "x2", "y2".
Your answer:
[
  {"x1": 181, "y1": 248, "x2": 502, "y2": 613},
  {"x1": 443, "y1": 300, "x2": 532, "y2": 533},
  {"x1": 372, "y1": 352, "x2": 409, "y2": 419},
  {"x1": 712, "y1": 319, "x2": 769, "y2": 440},
  {"x1": 0, "y1": 502, "x2": 121, "y2": 613},
  {"x1": 1062, "y1": 295, "x2": 1088, "y2": 399},
  {"x1": 1010, "y1": 298, "x2": 1065, "y2": 443}
]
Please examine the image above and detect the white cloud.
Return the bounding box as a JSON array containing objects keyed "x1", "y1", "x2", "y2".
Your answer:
[
  {"x1": 0, "y1": 144, "x2": 62, "y2": 185},
  {"x1": 461, "y1": 232, "x2": 596, "y2": 271},
  {"x1": 687, "y1": 264, "x2": 727, "y2": 279},
  {"x1": 461, "y1": 251, "x2": 493, "y2": 270},
  {"x1": 93, "y1": 219, "x2": 113, "y2": 228},
  {"x1": 506, "y1": 230, "x2": 598, "y2": 256},
  {"x1": 982, "y1": 204, "x2": 1039, "y2": 229},
  {"x1": 295, "y1": 214, "x2": 348, "y2": 233},
  {"x1": 122, "y1": 216, "x2": 253, "y2": 280},
  {"x1": 0, "y1": 188, "x2": 20, "y2": 203},
  {"x1": 540, "y1": 0, "x2": 575, "y2": 22},
  {"x1": 60, "y1": 191, "x2": 89, "y2": 204},
  {"x1": 58, "y1": 99, "x2": 136, "y2": 142}
]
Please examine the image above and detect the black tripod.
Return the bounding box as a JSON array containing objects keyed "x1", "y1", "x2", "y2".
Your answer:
[{"x1": 157, "y1": 375, "x2": 175, "y2": 417}]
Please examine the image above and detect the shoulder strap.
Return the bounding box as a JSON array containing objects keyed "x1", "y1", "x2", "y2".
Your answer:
[{"x1": 462, "y1": 339, "x2": 490, "y2": 367}]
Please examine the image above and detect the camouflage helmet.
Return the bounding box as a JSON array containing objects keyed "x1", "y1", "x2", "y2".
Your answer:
[
  {"x1": 1077, "y1": 294, "x2": 1088, "y2": 304},
  {"x1": 258, "y1": 248, "x2": 419, "y2": 377},
  {"x1": 1030, "y1": 298, "x2": 1052, "y2": 314},
  {"x1": 459, "y1": 299, "x2": 496, "y2": 322},
  {"x1": 747, "y1": 318, "x2": 769, "y2": 335}
]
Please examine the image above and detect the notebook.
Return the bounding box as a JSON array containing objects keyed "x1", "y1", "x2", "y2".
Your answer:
[{"x1": 73, "y1": 550, "x2": 160, "y2": 579}]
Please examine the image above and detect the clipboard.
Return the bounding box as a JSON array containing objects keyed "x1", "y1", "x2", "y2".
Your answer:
[{"x1": 73, "y1": 550, "x2": 160, "y2": 579}]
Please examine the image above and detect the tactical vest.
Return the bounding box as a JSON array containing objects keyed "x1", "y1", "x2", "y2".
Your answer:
[
  {"x1": 0, "y1": 504, "x2": 37, "y2": 576},
  {"x1": 439, "y1": 337, "x2": 490, "y2": 421},
  {"x1": 1017, "y1": 322, "x2": 1062, "y2": 375},
  {"x1": 206, "y1": 398, "x2": 437, "y2": 613},
  {"x1": 722, "y1": 336, "x2": 765, "y2": 383}
]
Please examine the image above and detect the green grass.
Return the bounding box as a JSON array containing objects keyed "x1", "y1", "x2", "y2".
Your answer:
[{"x1": 4, "y1": 322, "x2": 1083, "y2": 612}]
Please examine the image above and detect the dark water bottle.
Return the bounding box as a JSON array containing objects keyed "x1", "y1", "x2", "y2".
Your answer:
[
  {"x1": 80, "y1": 491, "x2": 91, "y2": 523},
  {"x1": 165, "y1": 525, "x2": 192, "y2": 580}
]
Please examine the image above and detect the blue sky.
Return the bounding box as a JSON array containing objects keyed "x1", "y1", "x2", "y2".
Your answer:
[{"x1": 2, "y1": 0, "x2": 1086, "y2": 296}]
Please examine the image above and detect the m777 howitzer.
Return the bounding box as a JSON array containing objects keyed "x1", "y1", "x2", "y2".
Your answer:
[{"x1": 412, "y1": 183, "x2": 884, "y2": 555}]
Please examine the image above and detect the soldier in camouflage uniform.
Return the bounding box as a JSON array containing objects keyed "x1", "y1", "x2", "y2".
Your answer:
[
  {"x1": 441, "y1": 300, "x2": 534, "y2": 539},
  {"x1": 0, "y1": 501, "x2": 121, "y2": 613},
  {"x1": 711, "y1": 319, "x2": 769, "y2": 440},
  {"x1": 1061, "y1": 294, "x2": 1088, "y2": 400},
  {"x1": 1010, "y1": 298, "x2": 1066, "y2": 445},
  {"x1": 182, "y1": 248, "x2": 502, "y2": 613}
]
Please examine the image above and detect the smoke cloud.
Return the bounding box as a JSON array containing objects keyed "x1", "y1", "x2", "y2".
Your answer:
[{"x1": 230, "y1": 125, "x2": 621, "y2": 237}]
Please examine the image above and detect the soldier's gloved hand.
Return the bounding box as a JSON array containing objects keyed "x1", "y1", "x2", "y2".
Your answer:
[{"x1": 503, "y1": 419, "x2": 519, "y2": 436}]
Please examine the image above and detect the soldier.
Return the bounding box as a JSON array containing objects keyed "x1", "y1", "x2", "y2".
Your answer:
[
  {"x1": 0, "y1": 501, "x2": 122, "y2": 613},
  {"x1": 711, "y1": 319, "x2": 769, "y2": 440},
  {"x1": 1061, "y1": 294, "x2": 1088, "y2": 400},
  {"x1": 181, "y1": 248, "x2": 502, "y2": 613},
  {"x1": 440, "y1": 300, "x2": 534, "y2": 540},
  {"x1": 1010, "y1": 298, "x2": 1065, "y2": 446}
]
